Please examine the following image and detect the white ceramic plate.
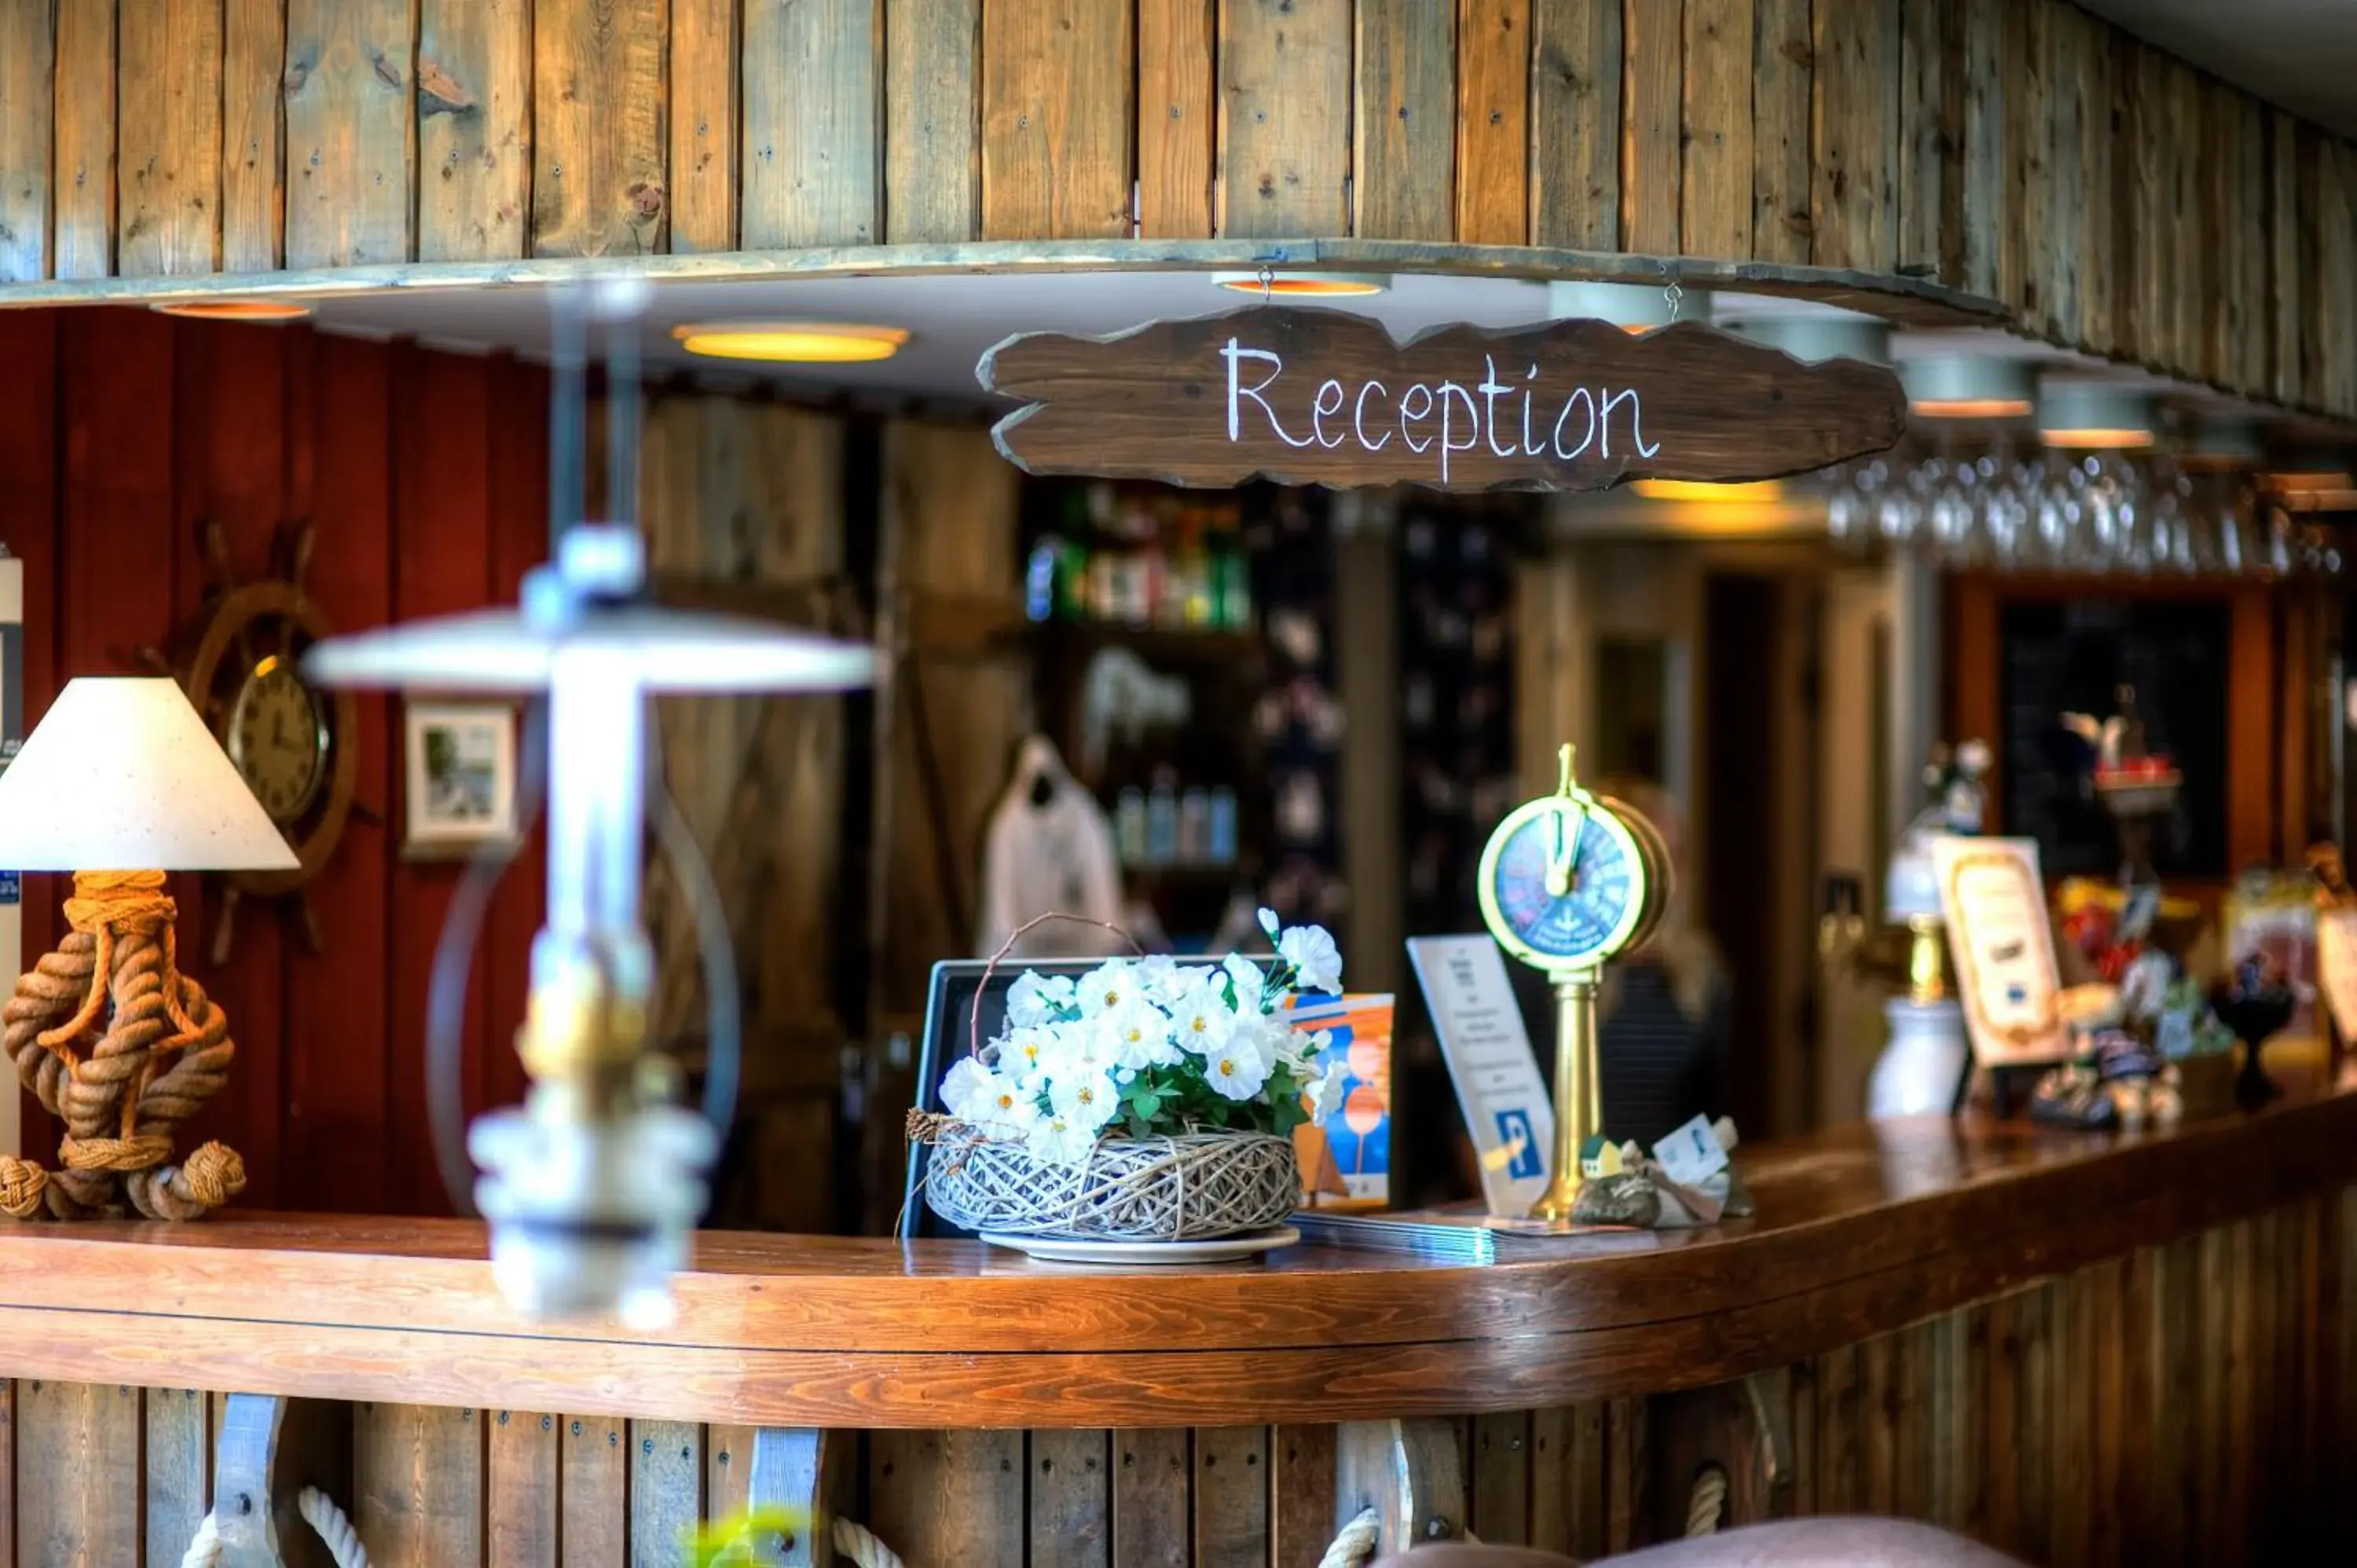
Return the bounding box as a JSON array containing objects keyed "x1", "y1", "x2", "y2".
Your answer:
[{"x1": 978, "y1": 1225, "x2": 1302, "y2": 1265}]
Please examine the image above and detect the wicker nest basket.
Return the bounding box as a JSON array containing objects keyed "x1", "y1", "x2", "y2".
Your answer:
[{"x1": 925, "y1": 1126, "x2": 1300, "y2": 1241}]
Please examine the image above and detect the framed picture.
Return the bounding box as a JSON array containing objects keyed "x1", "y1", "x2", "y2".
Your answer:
[
  {"x1": 1933, "y1": 835, "x2": 2070, "y2": 1067},
  {"x1": 402, "y1": 702, "x2": 518, "y2": 860}
]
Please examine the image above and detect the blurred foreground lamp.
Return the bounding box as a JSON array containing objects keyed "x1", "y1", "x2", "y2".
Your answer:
[
  {"x1": 0, "y1": 678, "x2": 298, "y2": 1221},
  {"x1": 306, "y1": 526, "x2": 873, "y2": 1324}
]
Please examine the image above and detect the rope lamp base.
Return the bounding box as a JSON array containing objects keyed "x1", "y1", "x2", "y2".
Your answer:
[{"x1": 0, "y1": 870, "x2": 245, "y2": 1221}]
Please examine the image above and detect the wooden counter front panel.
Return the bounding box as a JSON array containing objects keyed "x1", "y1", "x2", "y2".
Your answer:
[{"x1": 5, "y1": 1189, "x2": 2350, "y2": 1567}]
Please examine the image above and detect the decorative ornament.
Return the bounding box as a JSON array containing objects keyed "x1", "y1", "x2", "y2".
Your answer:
[
  {"x1": 0, "y1": 870, "x2": 244, "y2": 1218},
  {"x1": 142, "y1": 520, "x2": 370, "y2": 962}
]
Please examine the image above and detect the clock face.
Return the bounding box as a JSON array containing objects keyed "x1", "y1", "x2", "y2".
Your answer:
[
  {"x1": 1479, "y1": 800, "x2": 1648, "y2": 970},
  {"x1": 227, "y1": 658, "x2": 328, "y2": 824}
]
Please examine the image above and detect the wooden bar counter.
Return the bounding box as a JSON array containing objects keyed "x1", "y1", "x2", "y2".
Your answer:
[{"x1": 2, "y1": 1090, "x2": 2352, "y2": 1566}]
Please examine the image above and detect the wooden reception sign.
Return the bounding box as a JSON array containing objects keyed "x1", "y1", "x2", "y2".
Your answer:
[{"x1": 978, "y1": 305, "x2": 1908, "y2": 492}]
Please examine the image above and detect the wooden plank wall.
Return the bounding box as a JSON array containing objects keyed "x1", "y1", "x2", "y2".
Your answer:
[
  {"x1": 2, "y1": 1189, "x2": 2350, "y2": 1564},
  {"x1": 0, "y1": 306, "x2": 546, "y2": 1218},
  {"x1": 640, "y1": 391, "x2": 852, "y2": 1234},
  {"x1": 0, "y1": 1, "x2": 2353, "y2": 417}
]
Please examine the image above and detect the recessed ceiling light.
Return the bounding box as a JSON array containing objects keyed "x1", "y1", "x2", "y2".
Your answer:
[
  {"x1": 151, "y1": 299, "x2": 313, "y2": 322},
  {"x1": 671, "y1": 323, "x2": 911, "y2": 363},
  {"x1": 2180, "y1": 416, "x2": 2265, "y2": 471},
  {"x1": 1210, "y1": 271, "x2": 1390, "y2": 296},
  {"x1": 1901, "y1": 356, "x2": 2035, "y2": 419},
  {"x1": 1546, "y1": 280, "x2": 1714, "y2": 334},
  {"x1": 1631, "y1": 479, "x2": 1787, "y2": 503},
  {"x1": 2037, "y1": 383, "x2": 2156, "y2": 450}
]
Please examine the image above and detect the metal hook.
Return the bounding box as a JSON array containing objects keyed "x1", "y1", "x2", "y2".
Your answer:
[
  {"x1": 1259, "y1": 265, "x2": 1274, "y2": 305},
  {"x1": 1664, "y1": 277, "x2": 1684, "y2": 323}
]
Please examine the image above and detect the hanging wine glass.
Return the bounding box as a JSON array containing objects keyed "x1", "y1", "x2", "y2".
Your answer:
[{"x1": 2265, "y1": 507, "x2": 2297, "y2": 577}]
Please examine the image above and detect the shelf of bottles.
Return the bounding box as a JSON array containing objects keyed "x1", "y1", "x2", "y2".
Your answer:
[
  {"x1": 1112, "y1": 774, "x2": 1241, "y2": 875},
  {"x1": 1019, "y1": 481, "x2": 1274, "y2": 949},
  {"x1": 1025, "y1": 482, "x2": 1255, "y2": 632}
]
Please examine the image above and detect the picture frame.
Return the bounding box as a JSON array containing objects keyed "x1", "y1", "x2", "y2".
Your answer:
[
  {"x1": 401, "y1": 702, "x2": 519, "y2": 860},
  {"x1": 1933, "y1": 835, "x2": 2070, "y2": 1068}
]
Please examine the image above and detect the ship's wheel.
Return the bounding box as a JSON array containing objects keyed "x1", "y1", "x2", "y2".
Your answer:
[{"x1": 145, "y1": 520, "x2": 367, "y2": 962}]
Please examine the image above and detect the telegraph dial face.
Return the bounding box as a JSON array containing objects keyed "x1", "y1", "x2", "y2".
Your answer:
[{"x1": 1479, "y1": 793, "x2": 1651, "y2": 973}]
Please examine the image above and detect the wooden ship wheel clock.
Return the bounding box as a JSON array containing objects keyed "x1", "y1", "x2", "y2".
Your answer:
[{"x1": 147, "y1": 521, "x2": 364, "y2": 962}]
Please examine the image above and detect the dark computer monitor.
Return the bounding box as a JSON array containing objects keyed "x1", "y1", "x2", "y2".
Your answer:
[{"x1": 901, "y1": 955, "x2": 1230, "y2": 1239}]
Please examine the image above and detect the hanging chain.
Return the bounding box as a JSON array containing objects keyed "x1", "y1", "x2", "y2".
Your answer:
[
  {"x1": 1259, "y1": 265, "x2": 1275, "y2": 304},
  {"x1": 1663, "y1": 277, "x2": 1684, "y2": 323}
]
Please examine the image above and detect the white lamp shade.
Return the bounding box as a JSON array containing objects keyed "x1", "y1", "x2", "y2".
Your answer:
[{"x1": 0, "y1": 678, "x2": 301, "y2": 872}]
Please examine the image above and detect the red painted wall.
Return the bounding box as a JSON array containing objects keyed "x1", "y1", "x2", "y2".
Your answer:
[{"x1": 0, "y1": 306, "x2": 548, "y2": 1216}]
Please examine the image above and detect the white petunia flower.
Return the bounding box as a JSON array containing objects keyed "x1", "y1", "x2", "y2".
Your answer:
[
  {"x1": 1258, "y1": 905, "x2": 1281, "y2": 938},
  {"x1": 1204, "y1": 1035, "x2": 1271, "y2": 1101},
  {"x1": 1032, "y1": 1018, "x2": 1114, "y2": 1087},
  {"x1": 1276, "y1": 1025, "x2": 1332, "y2": 1077},
  {"x1": 1002, "y1": 1025, "x2": 1056, "y2": 1086},
  {"x1": 1135, "y1": 954, "x2": 1190, "y2": 1005},
  {"x1": 1076, "y1": 959, "x2": 1138, "y2": 1019},
  {"x1": 1051, "y1": 1068, "x2": 1123, "y2": 1130},
  {"x1": 1007, "y1": 971, "x2": 1076, "y2": 1027},
  {"x1": 1171, "y1": 991, "x2": 1237, "y2": 1057},
  {"x1": 1277, "y1": 924, "x2": 1343, "y2": 994},
  {"x1": 1305, "y1": 1064, "x2": 1347, "y2": 1119},
  {"x1": 941, "y1": 1057, "x2": 1003, "y2": 1123},
  {"x1": 1222, "y1": 953, "x2": 1267, "y2": 1013},
  {"x1": 1026, "y1": 1109, "x2": 1102, "y2": 1166},
  {"x1": 1100, "y1": 999, "x2": 1182, "y2": 1070},
  {"x1": 977, "y1": 1092, "x2": 1041, "y2": 1138}
]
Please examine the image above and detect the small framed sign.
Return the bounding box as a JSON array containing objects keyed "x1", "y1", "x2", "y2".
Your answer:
[
  {"x1": 1407, "y1": 934, "x2": 1556, "y2": 1216},
  {"x1": 1934, "y1": 836, "x2": 2069, "y2": 1066},
  {"x1": 402, "y1": 702, "x2": 519, "y2": 860}
]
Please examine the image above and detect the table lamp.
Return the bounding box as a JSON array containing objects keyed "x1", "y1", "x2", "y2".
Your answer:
[{"x1": 0, "y1": 676, "x2": 299, "y2": 1221}]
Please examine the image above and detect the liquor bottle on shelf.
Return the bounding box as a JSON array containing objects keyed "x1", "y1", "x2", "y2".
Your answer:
[
  {"x1": 1114, "y1": 787, "x2": 1149, "y2": 866},
  {"x1": 1208, "y1": 520, "x2": 1252, "y2": 631},
  {"x1": 1056, "y1": 537, "x2": 1091, "y2": 621},
  {"x1": 1024, "y1": 537, "x2": 1059, "y2": 624},
  {"x1": 1178, "y1": 786, "x2": 1211, "y2": 865},
  {"x1": 1146, "y1": 769, "x2": 1178, "y2": 867},
  {"x1": 1168, "y1": 516, "x2": 1212, "y2": 628},
  {"x1": 1208, "y1": 786, "x2": 1238, "y2": 866}
]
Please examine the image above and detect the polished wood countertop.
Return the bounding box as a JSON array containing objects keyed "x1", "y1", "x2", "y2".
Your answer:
[{"x1": 2, "y1": 1087, "x2": 2350, "y2": 1427}]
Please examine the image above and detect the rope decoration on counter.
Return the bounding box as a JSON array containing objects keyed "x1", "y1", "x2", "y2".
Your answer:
[
  {"x1": 1686, "y1": 1464, "x2": 1729, "y2": 1537},
  {"x1": 179, "y1": 1485, "x2": 369, "y2": 1568},
  {"x1": 0, "y1": 871, "x2": 244, "y2": 1220},
  {"x1": 831, "y1": 1517, "x2": 907, "y2": 1568},
  {"x1": 1313, "y1": 1463, "x2": 1729, "y2": 1566},
  {"x1": 1318, "y1": 1508, "x2": 1383, "y2": 1568},
  {"x1": 713, "y1": 1514, "x2": 907, "y2": 1566}
]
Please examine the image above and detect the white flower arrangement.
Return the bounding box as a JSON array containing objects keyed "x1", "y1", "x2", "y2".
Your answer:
[{"x1": 940, "y1": 909, "x2": 1347, "y2": 1167}]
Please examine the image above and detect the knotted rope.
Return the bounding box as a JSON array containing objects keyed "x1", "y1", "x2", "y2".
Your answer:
[
  {"x1": 1319, "y1": 1508, "x2": 1384, "y2": 1568},
  {"x1": 714, "y1": 1515, "x2": 906, "y2": 1566},
  {"x1": 832, "y1": 1518, "x2": 905, "y2": 1568},
  {"x1": 179, "y1": 1485, "x2": 369, "y2": 1568},
  {"x1": 0, "y1": 871, "x2": 244, "y2": 1221},
  {"x1": 1686, "y1": 1464, "x2": 1728, "y2": 1537}
]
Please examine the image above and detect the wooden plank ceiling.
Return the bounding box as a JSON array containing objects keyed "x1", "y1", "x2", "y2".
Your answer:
[{"x1": 0, "y1": 0, "x2": 2351, "y2": 421}]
